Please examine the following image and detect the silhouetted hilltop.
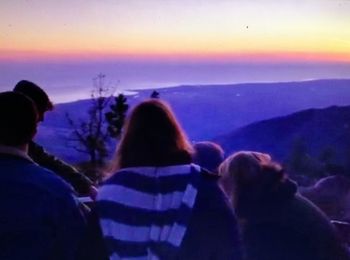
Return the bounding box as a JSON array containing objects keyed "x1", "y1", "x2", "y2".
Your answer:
[{"x1": 216, "y1": 105, "x2": 350, "y2": 168}]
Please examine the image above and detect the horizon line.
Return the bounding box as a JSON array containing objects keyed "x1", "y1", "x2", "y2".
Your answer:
[
  {"x1": 52, "y1": 77, "x2": 350, "y2": 104},
  {"x1": 2, "y1": 49, "x2": 350, "y2": 64}
]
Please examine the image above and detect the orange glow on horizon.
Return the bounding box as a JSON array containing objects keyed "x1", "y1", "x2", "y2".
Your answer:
[
  {"x1": 1, "y1": 0, "x2": 350, "y2": 65},
  {"x1": 1, "y1": 48, "x2": 350, "y2": 64}
]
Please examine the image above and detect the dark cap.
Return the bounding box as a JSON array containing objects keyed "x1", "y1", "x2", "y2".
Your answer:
[{"x1": 13, "y1": 80, "x2": 53, "y2": 114}]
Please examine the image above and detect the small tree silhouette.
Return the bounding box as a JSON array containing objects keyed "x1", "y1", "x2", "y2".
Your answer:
[
  {"x1": 105, "y1": 93, "x2": 129, "y2": 138},
  {"x1": 150, "y1": 90, "x2": 160, "y2": 99},
  {"x1": 66, "y1": 74, "x2": 113, "y2": 179}
]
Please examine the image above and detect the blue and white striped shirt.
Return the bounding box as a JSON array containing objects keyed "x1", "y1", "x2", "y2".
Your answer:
[{"x1": 96, "y1": 164, "x2": 201, "y2": 260}]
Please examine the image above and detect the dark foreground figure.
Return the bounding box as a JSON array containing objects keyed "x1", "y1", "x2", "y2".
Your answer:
[
  {"x1": 14, "y1": 80, "x2": 96, "y2": 198},
  {"x1": 80, "y1": 100, "x2": 242, "y2": 260},
  {"x1": 219, "y1": 151, "x2": 350, "y2": 260},
  {"x1": 0, "y1": 92, "x2": 85, "y2": 260}
]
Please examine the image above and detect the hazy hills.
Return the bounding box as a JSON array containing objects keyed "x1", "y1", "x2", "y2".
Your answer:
[
  {"x1": 36, "y1": 79, "x2": 350, "y2": 163},
  {"x1": 215, "y1": 105, "x2": 350, "y2": 166}
]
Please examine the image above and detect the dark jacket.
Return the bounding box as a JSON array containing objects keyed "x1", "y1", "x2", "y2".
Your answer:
[
  {"x1": 0, "y1": 153, "x2": 86, "y2": 260},
  {"x1": 176, "y1": 169, "x2": 242, "y2": 260},
  {"x1": 29, "y1": 141, "x2": 93, "y2": 195},
  {"x1": 79, "y1": 168, "x2": 242, "y2": 260},
  {"x1": 237, "y1": 178, "x2": 350, "y2": 260}
]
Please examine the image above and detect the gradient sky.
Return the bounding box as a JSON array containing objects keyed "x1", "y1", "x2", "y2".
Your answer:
[{"x1": 1, "y1": 0, "x2": 350, "y2": 63}]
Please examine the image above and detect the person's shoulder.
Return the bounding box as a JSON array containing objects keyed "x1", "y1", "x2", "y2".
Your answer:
[
  {"x1": 290, "y1": 194, "x2": 329, "y2": 218},
  {"x1": 199, "y1": 167, "x2": 220, "y2": 180},
  {"x1": 195, "y1": 166, "x2": 230, "y2": 208},
  {"x1": 197, "y1": 167, "x2": 221, "y2": 191},
  {"x1": 100, "y1": 169, "x2": 130, "y2": 186},
  {"x1": 22, "y1": 162, "x2": 75, "y2": 198},
  {"x1": 28, "y1": 141, "x2": 44, "y2": 154}
]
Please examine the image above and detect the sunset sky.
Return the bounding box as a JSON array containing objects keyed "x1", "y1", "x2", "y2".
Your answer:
[
  {"x1": 1, "y1": 0, "x2": 350, "y2": 63},
  {"x1": 1, "y1": 0, "x2": 350, "y2": 102}
]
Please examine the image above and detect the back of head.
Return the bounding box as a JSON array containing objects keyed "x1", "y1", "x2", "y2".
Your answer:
[
  {"x1": 114, "y1": 99, "x2": 192, "y2": 169},
  {"x1": 0, "y1": 91, "x2": 38, "y2": 146},
  {"x1": 219, "y1": 151, "x2": 271, "y2": 185},
  {"x1": 13, "y1": 80, "x2": 53, "y2": 114},
  {"x1": 193, "y1": 141, "x2": 224, "y2": 173},
  {"x1": 219, "y1": 151, "x2": 286, "y2": 203}
]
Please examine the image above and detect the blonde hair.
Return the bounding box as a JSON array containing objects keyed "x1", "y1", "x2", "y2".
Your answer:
[{"x1": 219, "y1": 151, "x2": 279, "y2": 205}]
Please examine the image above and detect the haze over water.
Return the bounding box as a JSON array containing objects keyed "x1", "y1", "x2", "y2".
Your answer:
[{"x1": 1, "y1": 61, "x2": 350, "y2": 103}]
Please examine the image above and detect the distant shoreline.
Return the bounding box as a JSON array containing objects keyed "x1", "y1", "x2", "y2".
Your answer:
[
  {"x1": 55, "y1": 78, "x2": 350, "y2": 105},
  {"x1": 1, "y1": 61, "x2": 350, "y2": 103}
]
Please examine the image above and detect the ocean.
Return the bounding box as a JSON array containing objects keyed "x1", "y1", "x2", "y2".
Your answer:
[{"x1": 1, "y1": 60, "x2": 350, "y2": 103}]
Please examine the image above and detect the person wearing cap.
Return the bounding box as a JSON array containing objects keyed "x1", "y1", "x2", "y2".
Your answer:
[
  {"x1": 14, "y1": 80, "x2": 97, "y2": 199},
  {"x1": 219, "y1": 151, "x2": 350, "y2": 260},
  {"x1": 0, "y1": 91, "x2": 85, "y2": 259}
]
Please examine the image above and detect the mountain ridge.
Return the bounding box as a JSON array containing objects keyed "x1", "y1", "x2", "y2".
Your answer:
[{"x1": 215, "y1": 105, "x2": 350, "y2": 167}]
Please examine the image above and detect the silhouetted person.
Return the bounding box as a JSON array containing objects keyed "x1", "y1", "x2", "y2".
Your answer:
[
  {"x1": 81, "y1": 100, "x2": 242, "y2": 260},
  {"x1": 0, "y1": 91, "x2": 85, "y2": 260},
  {"x1": 219, "y1": 151, "x2": 350, "y2": 260},
  {"x1": 14, "y1": 80, "x2": 96, "y2": 198},
  {"x1": 193, "y1": 141, "x2": 224, "y2": 173}
]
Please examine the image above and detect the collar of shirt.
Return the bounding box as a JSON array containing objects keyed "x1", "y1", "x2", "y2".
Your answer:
[{"x1": 0, "y1": 145, "x2": 35, "y2": 163}]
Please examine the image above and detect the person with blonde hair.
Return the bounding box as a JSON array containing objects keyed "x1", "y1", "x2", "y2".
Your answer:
[
  {"x1": 219, "y1": 151, "x2": 350, "y2": 260},
  {"x1": 82, "y1": 99, "x2": 242, "y2": 260}
]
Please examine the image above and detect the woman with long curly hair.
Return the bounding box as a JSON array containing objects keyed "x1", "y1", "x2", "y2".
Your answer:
[{"x1": 219, "y1": 151, "x2": 350, "y2": 260}]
